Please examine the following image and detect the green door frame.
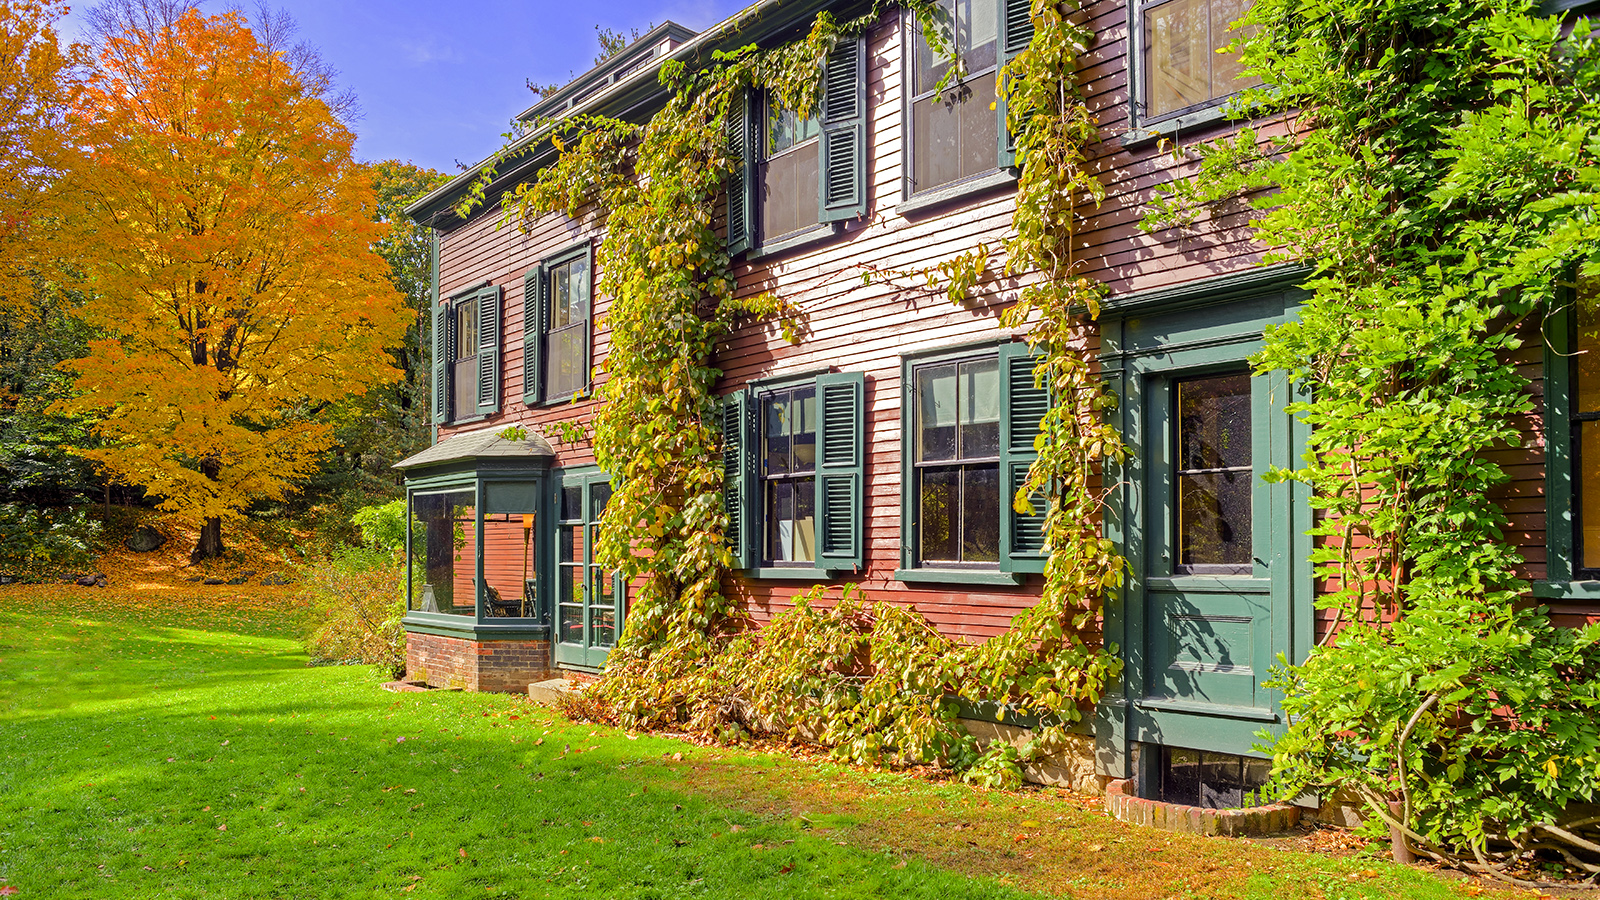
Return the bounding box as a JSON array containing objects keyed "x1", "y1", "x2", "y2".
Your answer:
[
  {"x1": 552, "y1": 467, "x2": 626, "y2": 670},
  {"x1": 1095, "y1": 267, "x2": 1314, "y2": 780}
]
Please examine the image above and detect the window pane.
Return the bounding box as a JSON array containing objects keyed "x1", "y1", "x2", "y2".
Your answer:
[
  {"x1": 1177, "y1": 373, "x2": 1251, "y2": 471},
  {"x1": 1582, "y1": 420, "x2": 1600, "y2": 571},
  {"x1": 960, "y1": 358, "x2": 1000, "y2": 459},
  {"x1": 760, "y1": 139, "x2": 821, "y2": 241},
  {"x1": 767, "y1": 479, "x2": 794, "y2": 561},
  {"x1": 560, "y1": 485, "x2": 582, "y2": 521},
  {"x1": 1577, "y1": 290, "x2": 1600, "y2": 415},
  {"x1": 962, "y1": 464, "x2": 1001, "y2": 562},
  {"x1": 911, "y1": 76, "x2": 998, "y2": 194},
  {"x1": 918, "y1": 364, "x2": 959, "y2": 461},
  {"x1": 482, "y1": 514, "x2": 536, "y2": 618},
  {"x1": 547, "y1": 323, "x2": 586, "y2": 398},
  {"x1": 590, "y1": 481, "x2": 612, "y2": 519},
  {"x1": 559, "y1": 523, "x2": 583, "y2": 565},
  {"x1": 794, "y1": 476, "x2": 816, "y2": 562},
  {"x1": 456, "y1": 303, "x2": 478, "y2": 359},
  {"x1": 792, "y1": 387, "x2": 817, "y2": 471},
  {"x1": 553, "y1": 263, "x2": 572, "y2": 328},
  {"x1": 1208, "y1": 0, "x2": 1260, "y2": 98},
  {"x1": 913, "y1": 0, "x2": 958, "y2": 95},
  {"x1": 764, "y1": 393, "x2": 792, "y2": 475},
  {"x1": 569, "y1": 256, "x2": 590, "y2": 320},
  {"x1": 559, "y1": 602, "x2": 583, "y2": 643},
  {"x1": 410, "y1": 490, "x2": 476, "y2": 617},
  {"x1": 920, "y1": 466, "x2": 961, "y2": 562},
  {"x1": 767, "y1": 105, "x2": 819, "y2": 156},
  {"x1": 591, "y1": 603, "x2": 616, "y2": 648},
  {"x1": 1178, "y1": 469, "x2": 1252, "y2": 567},
  {"x1": 962, "y1": 0, "x2": 999, "y2": 76},
  {"x1": 1145, "y1": 0, "x2": 1209, "y2": 119}
]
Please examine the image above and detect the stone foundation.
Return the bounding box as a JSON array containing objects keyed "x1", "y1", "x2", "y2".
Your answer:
[
  {"x1": 404, "y1": 630, "x2": 553, "y2": 693},
  {"x1": 1103, "y1": 777, "x2": 1300, "y2": 836},
  {"x1": 958, "y1": 718, "x2": 1099, "y2": 793}
]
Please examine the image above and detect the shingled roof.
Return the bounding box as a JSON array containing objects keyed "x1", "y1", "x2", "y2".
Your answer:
[{"x1": 392, "y1": 425, "x2": 555, "y2": 471}]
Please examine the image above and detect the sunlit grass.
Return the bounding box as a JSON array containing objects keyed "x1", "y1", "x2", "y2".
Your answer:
[{"x1": 0, "y1": 587, "x2": 1514, "y2": 899}]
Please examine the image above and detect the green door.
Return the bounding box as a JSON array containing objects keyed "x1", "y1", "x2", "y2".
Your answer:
[
  {"x1": 554, "y1": 473, "x2": 624, "y2": 670},
  {"x1": 1098, "y1": 282, "x2": 1314, "y2": 772},
  {"x1": 1135, "y1": 367, "x2": 1282, "y2": 750}
]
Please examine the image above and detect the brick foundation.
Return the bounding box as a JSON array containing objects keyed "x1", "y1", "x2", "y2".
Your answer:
[
  {"x1": 1103, "y1": 778, "x2": 1300, "y2": 836},
  {"x1": 405, "y1": 630, "x2": 554, "y2": 693}
]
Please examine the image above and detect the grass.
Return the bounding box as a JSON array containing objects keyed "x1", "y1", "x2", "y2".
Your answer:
[{"x1": 0, "y1": 585, "x2": 1532, "y2": 900}]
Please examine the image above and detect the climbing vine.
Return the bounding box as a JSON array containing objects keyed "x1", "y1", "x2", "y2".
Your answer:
[
  {"x1": 462, "y1": 0, "x2": 1120, "y2": 788},
  {"x1": 1155, "y1": 0, "x2": 1600, "y2": 881}
]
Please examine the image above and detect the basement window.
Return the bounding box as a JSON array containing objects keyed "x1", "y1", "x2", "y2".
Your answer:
[{"x1": 1156, "y1": 746, "x2": 1272, "y2": 808}]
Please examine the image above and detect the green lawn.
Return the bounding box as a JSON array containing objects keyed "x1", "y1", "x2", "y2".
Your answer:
[{"x1": 0, "y1": 587, "x2": 1512, "y2": 899}]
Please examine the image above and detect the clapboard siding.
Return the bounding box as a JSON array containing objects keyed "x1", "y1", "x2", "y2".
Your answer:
[{"x1": 426, "y1": 0, "x2": 1577, "y2": 652}]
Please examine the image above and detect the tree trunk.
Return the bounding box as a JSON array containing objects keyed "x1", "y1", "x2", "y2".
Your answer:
[
  {"x1": 191, "y1": 516, "x2": 224, "y2": 563},
  {"x1": 189, "y1": 455, "x2": 226, "y2": 563}
]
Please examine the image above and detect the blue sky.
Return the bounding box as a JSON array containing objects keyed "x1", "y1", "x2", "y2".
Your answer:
[{"x1": 59, "y1": 0, "x2": 752, "y2": 176}]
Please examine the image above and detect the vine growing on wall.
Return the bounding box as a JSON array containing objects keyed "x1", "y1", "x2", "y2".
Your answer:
[
  {"x1": 464, "y1": 0, "x2": 1120, "y2": 788},
  {"x1": 1156, "y1": 0, "x2": 1600, "y2": 881}
]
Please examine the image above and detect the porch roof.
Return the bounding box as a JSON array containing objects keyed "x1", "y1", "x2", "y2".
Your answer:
[{"x1": 392, "y1": 424, "x2": 555, "y2": 471}]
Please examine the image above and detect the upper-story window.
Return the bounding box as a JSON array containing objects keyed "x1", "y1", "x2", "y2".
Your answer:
[
  {"x1": 522, "y1": 241, "x2": 592, "y2": 406},
  {"x1": 1137, "y1": 0, "x2": 1260, "y2": 123},
  {"x1": 725, "y1": 37, "x2": 867, "y2": 256},
  {"x1": 904, "y1": 0, "x2": 1032, "y2": 201},
  {"x1": 909, "y1": 0, "x2": 1000, "y2": 194},
  {"x1": 432, "y1": 283, "x2": 502, "y2": 424},
  {"x1": 760, "y1": 103, "x2": 822, "y2": 244},
  {"x1": 1564, "y1": 280, "x2": 1600, "y2": 578}
]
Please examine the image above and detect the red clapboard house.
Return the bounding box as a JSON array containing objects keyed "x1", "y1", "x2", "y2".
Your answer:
[{"x1": 395, "y1": 0, "x2": 1589, "y2": 810}]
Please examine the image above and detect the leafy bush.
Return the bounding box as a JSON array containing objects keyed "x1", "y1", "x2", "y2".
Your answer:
[
  {"x1": 350, "y1": 499, "x2": 407, "y2": 553},
  {"x1": 299, "y1": 544, "x2": 406, "y2": 679},
  {"x1": 0, "y1": 503, "x2": 101, "y2": 578}
]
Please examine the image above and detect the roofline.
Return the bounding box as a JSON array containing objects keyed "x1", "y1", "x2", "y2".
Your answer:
[
  {"x1": 404, "y1": 0, "x2": 857, "y2": 229},
  {"x1": 517, "y1": 21, "x2": 700, "y2": 123}
]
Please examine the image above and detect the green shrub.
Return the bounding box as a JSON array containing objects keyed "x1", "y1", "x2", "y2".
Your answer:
[
  {"x1": 299, "y1": 544, "x2": 406, "y2": 679},
  {"x1": 350, "y1": 499, "x2": 408, "y2": 553},
  {"x1": 0, "y1": 503, "x2": 101, "y2": 578}
]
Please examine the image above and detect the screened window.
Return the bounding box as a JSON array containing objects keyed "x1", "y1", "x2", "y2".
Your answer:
[
  {"x1": 452, "y1": 300, "x2": 478, "y2": 420},
  {"x1": 909, "y1": 0, "x2": 1001, "y2": 195},
  {"x1": 761, "y1": 386, "x2": 818, "y2": 564},
  {"x1": 1174, "y1": 372, "x2": 1252, "y2": 572},
  {"x1": 761, "y1": 102, "x2": 822, "y2": 242},
  {"x1": 1140, "y1": 0, "x2": 1260, "y2": 121},
  {"x1": 545, "y1": 252, "x2": 591, "y2": 401},
  {"x1": 915, "y1": 356, "x2": 1002, "y2": 565},
  {"x1": 411, "y1": 490, "x2": 476, "y2": 617}
]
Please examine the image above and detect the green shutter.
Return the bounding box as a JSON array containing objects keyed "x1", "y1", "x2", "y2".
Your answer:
[
  {"x1": 815, "y1": 371, "x2": 865, "y2": 571},
  {"x1": 999, "y1": 342, "x2": 1048, "y2": 574},
  {"x1": 522, "y1": 266, "x2": 545, "y2": 405},
  {"x1": 725, "y1": 90, "x2": 755, "y2": 256},
  {"x1": 721, "y1": 389, "x2": 753, "y2": 569},
  {"x1": 475, "y1": 286, "x2": 501, "y2": 416},
  {"x1": 997, "y1": 0, "x2": 1034, "y2": 169},
  {"x1": 819, "y1": 35, "x2": 868, "y2": 223},
  {"x1": 432, "y1": 300, "x2": 449, "y2": 424}
]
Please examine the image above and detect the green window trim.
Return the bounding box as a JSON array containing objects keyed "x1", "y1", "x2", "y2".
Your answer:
[
  {"x1": 898, "y1": 340, "x2": 1048, "y2": 577},
  {"x1": 724, "y1": 35, "x2": 867, "y2": 258},
  {"x1": 523, "y1": 240, "x2": 594, "y2": 407},
  {"x1": 1541, "y1": 291, "x2": 1600, "y2": 588},
  {"x1": 721, "y1": 369, "x2": 867, "y2": 577},
  {"x1": 433, "y1": 281, "x2": 501, "y2": 423},
  {"x1": 552, "y1": 466, "x2": 625, "y2": 671}
]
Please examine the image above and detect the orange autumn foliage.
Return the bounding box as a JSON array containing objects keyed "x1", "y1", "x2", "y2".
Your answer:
[
  {"x1": 0, "y1": 0, "x2": 76, "y2": 314},
  {"x1": 55, "y1": 9, "x2": 407, "y2": 551}
]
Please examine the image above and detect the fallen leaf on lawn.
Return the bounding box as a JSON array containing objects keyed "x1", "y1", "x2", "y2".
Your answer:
[
  {"x1": 1015, "y1": 834, "x2": 1029, "y2": 842},
  {"x1": 0, "y1": 886, "x2": 18, "y2": 896},
  {"x1": 217, "y1": 825, "x2": 226, "y2": 831},
  {"x1": 1463, "y1": 887, "x2": 1483, "y2": 897},
  {"x1": 535, "y1": 739, "x2": 544, "y2": 746},
  {"x1": 1087, "y1": 844, "x2": 1105, "y2": 852},
  {"x1": 1021, "y1": 820, "x2": 1039, "y2": 828},
  {"x1": 779, "y1": 864, "x2": 794, "y2": 874},
  {"x1": 404, "y1": 789, "x2": 416, "y2": 795},
  {"x1": 1359, "y1": 870, "x2": 1378, "y2": 879},
  {"x1": 893, "y1": 861, "x2": 907, "y2": 869},
  {"x1": 458, "y1": 848, "x2": 467, "y2": 858}
]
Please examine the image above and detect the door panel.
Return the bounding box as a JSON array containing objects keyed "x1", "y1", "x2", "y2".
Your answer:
[{"x1": 553, "y1": 472, "x2": 624, "y2": 670}]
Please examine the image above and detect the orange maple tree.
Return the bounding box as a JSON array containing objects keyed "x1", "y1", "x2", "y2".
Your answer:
[
  {"x1": 0, "y1": 0, "x2": 75, "y2": 315},
  {"x1": 57, "y1": 9, "x2": 408, "y2": 561}
]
